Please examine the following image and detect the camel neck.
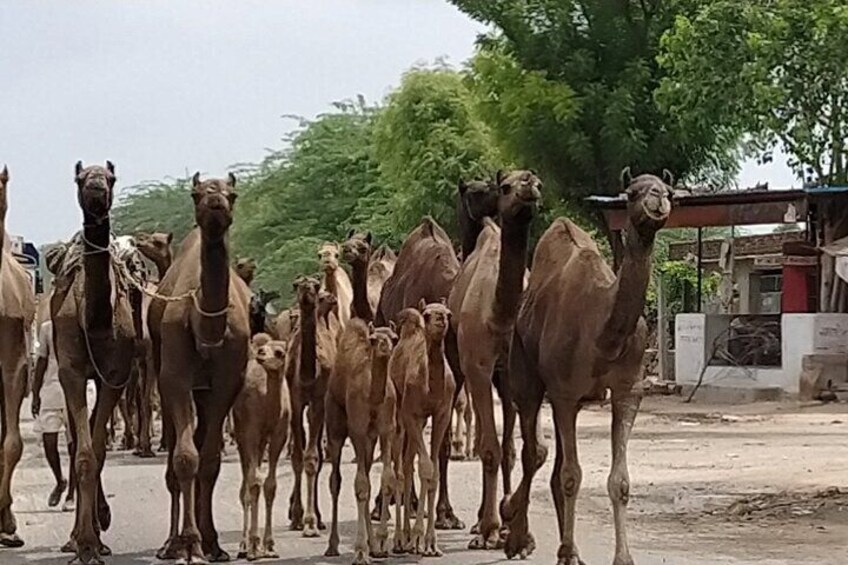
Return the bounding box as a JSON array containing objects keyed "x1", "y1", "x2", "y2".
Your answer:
[
  {"x1": 198, "y1": 234, "x2": 230, "y2": 343},
  {"x1": 457, "y1": 199, "x2": 482, "y2": 260},
  {"x1": 427, "y1": 337, "x2": 447, "y2": 390},
  {"x1": 350, "y1": 260, "x2": 373, "y2": 322},
  {"x1": 368, "y1": 353, "x2": 390, "y2": 407},
  {"x1": 0, "y1": 188, "x2": 6, "y2": 271},
  {"x1": 154, "y1": 255, "x2": 172, "y2": 280},
  {"x1": 493, "y1": 217, "x2": 530, "y2": 328},
  {"x1": 599, "y1": 224, "x2": 654, "y2": 359},
  {"x1": 299, "y1": 302, "x2": 317, "y2": 383},
  {"x1": 323, "y1": 268, "x2": 339, "y2": 297},
  {"x1": 83, "y1": 219, "x2": 113, "y2": 332}
]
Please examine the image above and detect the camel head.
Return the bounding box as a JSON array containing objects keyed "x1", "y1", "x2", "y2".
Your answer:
[
  {"x1": 293, "y1": 276, "x2": 321, "y2": 310},
  {"x1": 234, "y1": 257, "x2": 257, "y2": 286},
  {"x1": 419, "y1": 299, "x2": 451, "y2": 343},
  {"x1": 75, "y1": 161, "x2": 116, "y2": 224},
  {"x1": 0, "y1": 165, "x2": 8, "y2": 220},
  {"x1": 496, "y1": 169, "x2": 542, "y2": 225},
  {"x1": 624, "y1": 173, "x2": 673, "y2": 241},
  {"x1": 317, "y1": 290, "x2": 339, "y2": 322},
  {"x1": 396, "y1": 307, "x2": 425, "y2": 338},
  {"x1": 251, "y1": 332, "x2": 273, "y2": 349},
  {"x1": 458, "y1": 177, "x2": 499, "y2": 224},
  {"x1": 256, "y1": 339, "x2": 288, "y2": 372},
  {"x1": 342, "y1": 230, "x2": 373, "y2": 267},
  {"x1": 136, "y1": 231, "x2": 174, "y2": 264},
  {"x1": 368, "y1": 322, "x2": 397, "y2": 360},
  {"x1": 192, "y1": 172, "x2": 237, "y2": 240},
  {"x1": 318, "y1": 242, "x2": 341, "y2": 274}
]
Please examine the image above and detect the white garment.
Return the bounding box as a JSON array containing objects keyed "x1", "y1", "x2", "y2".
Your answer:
[{"x1": 36, "y1": 320, "x2": 66, "y2": 411}]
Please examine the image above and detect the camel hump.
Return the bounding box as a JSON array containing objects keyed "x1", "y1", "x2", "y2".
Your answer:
[{"x1": 552, "y1": 217, "x2": 599, "y2": 252}]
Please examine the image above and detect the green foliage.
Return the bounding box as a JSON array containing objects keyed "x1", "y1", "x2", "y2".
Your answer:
[
  {"x1": 659, "y1": 259, "x2": 721, "y2": 316},
  {"x1": 112, "y1": 179, "x2": 195, "y2": 242},
  {"x1": 453, "y1": 0, "x2": 741, "y2": 229},
  {"x1": 371, "y1": 66, "x2": 502, "y2": 238},
  {"x1": 658, "y1": 0, "x2": 848, "y2": 184}
]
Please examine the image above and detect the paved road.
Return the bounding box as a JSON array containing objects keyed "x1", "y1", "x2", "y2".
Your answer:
[{"x1": 2, "y1": 401, "x2": 828, "y2": 565}]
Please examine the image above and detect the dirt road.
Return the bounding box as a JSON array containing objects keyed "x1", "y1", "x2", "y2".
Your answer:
[{"x1": 4, "y1": 396, "x2": 847, "y2": 564}]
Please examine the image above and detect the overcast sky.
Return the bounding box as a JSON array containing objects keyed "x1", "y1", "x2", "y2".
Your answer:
[{"x1": 0, "y1": 1, "x2": 793, "y2": 245}]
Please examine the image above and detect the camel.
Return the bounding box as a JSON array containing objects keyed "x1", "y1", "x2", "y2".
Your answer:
[
  {"x1": 451, "y1": 385, "x2": 475, "y2": 460},
  {"x1": 448, "y1": 169, "x2": 542, "y2": 549},
  {"x1": 324, "y1": 319, "x2": 397, "y2": 563},
  {"x1": 285, "y1": 276, "x2": 339, "y2": 536},
  {"x1": 50, "y1": 161, "x2": 137, "y2": 563},
  {"x1": 319, "y1": 242, "x2": 353, "y2": 327},
  {"x1": 233, "y1": 335, "x2": 291, "y2": 561},
  {"x1": 389, "y1": 301, "x2": 455, "y2": 556},
  {"x1": 502, "y1": 174, "x2": 672, "y2": 565},
  {"x1": 0, "y1": 166, "x2": 36, "y2": 549},
  {"x1": 342, "y1": 231, "x2": 376, "y2": 321},
  {"x1": 274, "y1": 307, "x2": 300, "y2": 343},
  {"x1": 134, "y1": 231, "x2": 173, "y2": 455},
  {"x1": 233, "y1": 257, "x2": 278, "y2": 337},
  {"x1": 149, "y1": 172, "x2": 250, "y2": 563},
  {"x1": 234, "y1": 257, "x2": 256, "y2": 287}
]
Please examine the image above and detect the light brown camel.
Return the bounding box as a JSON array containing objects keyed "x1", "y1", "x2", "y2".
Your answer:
[
  {"x1": 451, "y1": 385, "x2": 475, "y2": 460},
  {"x1": 324, "y1": 319, "x2": 397, "y2": 563},
  {"x1": 319, "y1": 242, "x2": 353, "y2": 327},
  {"x1": 149, "y1": 172, "x2": 250, "y2": 563},
  {"x1": 234, "y1": 257, "x2": 256, "y2": 287},
  {"x1": 274, "y1": 307, "x2": 300, "y2": 343},
  {"x1": 285, "y1": 276, "x2": 339, "y2": 536},
  {"x1": 0, "y1": 166, "x2": 36, "y2": 549},
  {"x1": 134, "y1": 231, "x2": 173, "y2": 455},
  {"x1": 502, "y1": 174, "x2": 671, "y2": 565},
  {"x1": 342, "y1": 231, "x2": 376, "y2": 322},
  {"x1": 233, "y1": 335, "x2": 291, "y2": 561},
  {"x1": 368, "y1": 245, "x2": 396, "y2": 315},
  {"x1": 50, "y1": 161, "x2": 136, "y2": 563},
  {"x1": 448, "y1": 170, "x2": 541, "y2": 549},
  {"x1": 389, "y1": 301, "x2": 454, "y2": 556}
]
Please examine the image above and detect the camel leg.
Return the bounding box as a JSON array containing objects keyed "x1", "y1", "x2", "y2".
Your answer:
[
  {"x1": 323, "y1": 400, "x2": 346, "y2": 557},
  {"x1": 424, "y1": 408, "x2": 451, "y2": 557},
  {"x1": 350, "y1": 433, "x2": 373, "y2": 565},
  {"x1": 288, "y1": 402, "x2": 305, "y2": 531},
  {"x1": 236, "y1": 433, "x2": 260, "y2": 561},
  {"x1": 0, "y1": 332, "x2": 26, "y2": 547},
  {"x1": 551, "y1": 400, "x2": 583, "y2": 565},
  {"x1": 263, "y1": 430, "x2": 287, "y2": 559},
  {"x1": 62, "y1": 369, "x2": 104, "y2": 564},
  {"x1": 90, "y1": 384, "x2": 123, "y2": 549},
  {"x1": 302, "y1": 399, "x2": 324, "y2": 538},
  {"x1": 609, "y1": 387, "x2": 640, "y2": 565},
  {"x1": 135, "y1": 355, "x2": 155, "y2": 458},
  {"x1": 452, "y1": 393, "x2": 465, "y2": 460},
  {"x1": 494, "y1": 366, "x2": 516, "y2": 498},
  {"x1": 373, "y1": 426, "x2": 394, "y2": 558},
  {"x1": 391, "y1": 425, "x2": 406, "y2": 554},
  {"x1": 466, "y1": 367, "x2": 501, "y2": 549},
  {"x1": 465, "y1": 395, "x2": 474, "y2": 459},
  {"x1": 404, "y1": 419, "x2": 428, "y2": 554},
  {"x1": 195, "y1": 392, "x2": 235, "y2": 562},
  {"x1": 157, "y1": 407, "x2": 181, "y2": 560},
  {"x1": 118, "y1": 379, "x2": 135, "y2": 451},
  {"x1": 436, "y1": 330, "x2": 464, "y2": 530}
]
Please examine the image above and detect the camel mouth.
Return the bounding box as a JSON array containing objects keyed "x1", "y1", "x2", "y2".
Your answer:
[{"x1": 641, "y1": 196, "x2": 671, "y2": 222}]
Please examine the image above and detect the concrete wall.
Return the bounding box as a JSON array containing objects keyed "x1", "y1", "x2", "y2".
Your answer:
[{"x1": 675, "y1": 313, "x2": 848, "y2": 394}]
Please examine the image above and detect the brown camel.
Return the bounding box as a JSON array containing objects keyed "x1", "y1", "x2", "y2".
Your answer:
[
  {"x1": 234, "y1": 257, "x2": 256, "y2": 287},
  {"x1": 149, "y1": 172, "x2": 250, "y2": 563},
  {"x1": 388, "y1": 301, "x2": 454, "y2": 556},
  {"x1": 274, "y1": 307, "x2": 300, "y2": 343},
  {"x1": 134, "y1": 231, "x2": 173, "y2": 455},
  {"x1": 448, "y1": 170, "x2": 541, "y2": 549},
  {"x1": 324, "y1": 319, "x2": 397, "y2": 563},
  {"x1": 50, "y1": 161, "x2": 136, "y2": 563},
  {"x1": 503, "y1": 174, "x2": 671, "y2": 565},
  {"x1": 368, "y1": 245, "x2": 396, "y2": 316},
  {"x1": 319, "y1": 242, "x2": 353, "y2": 326},
  {"x1": 0, "y1": 167, "x2": 36, "y2": 549},
  {"x1": 285, "y1": 276, "x2": 339, "y2": 536},
  {"x1": 233, "y1": 335, "x2": 291, "y2": 561},
  {"x1": 341, "y1": 231, "x2": 376, "y2": 321}
]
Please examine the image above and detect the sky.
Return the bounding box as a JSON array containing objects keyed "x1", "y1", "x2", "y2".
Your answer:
[{"x1": 0, "y1": 1, "x2": 794, "y2": 246}]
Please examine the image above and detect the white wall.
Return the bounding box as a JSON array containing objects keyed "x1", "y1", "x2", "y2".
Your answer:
[{"x1": 675, "y1": 313, "x2": 848, "y2": 394}]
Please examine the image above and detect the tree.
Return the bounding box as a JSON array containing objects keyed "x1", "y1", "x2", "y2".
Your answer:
[
  {"x1": 658, "y1": 0, "x2": 848, "y2": 185},
  {"x1": 112, "y1": 178, "x2": 196, "y2": 242},
  {"x1": 452, "y1": 0, "x2": 740, "y2": 242}
]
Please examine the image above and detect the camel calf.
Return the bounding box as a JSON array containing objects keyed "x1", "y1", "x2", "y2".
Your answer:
[
  {"x1": 451, "y1": 385, "x2": 475, "y2": 460},
  {"x1": 233, "y1": 335, "x2": 291, "y2": 560}
]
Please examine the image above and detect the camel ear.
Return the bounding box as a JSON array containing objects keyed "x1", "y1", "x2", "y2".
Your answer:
[
  {"x1": 228, "y1": 172, "x2": 237, "y2": 187},
  {"x1": 389, "y1": 321, "x2": 397, "y2": 334},
  {"x1": 367, "y1": 322, "x2": 375, "y2": 333},
  {"x1": 439, "y1": 297, "x2": 447, "y2": 305},
  {"x1": 347, "y1": 229, "x2": 355, "y2": 239},
  {"x1": 192, "y1": 172, "x2": 201, "y2": 188},
  {"x1": 458, "y1": 178, "x2": 467, "y2": 194},
  {"x1": 620, "y1": 166, "x2": 633, "y2": 190},
  {"x1": 106, "y1": 160, "x2": 115, "y2": 175},
  {"x1": 365, "y1": 231, "x2": 372, "y2": 245},
  {"x1": 495, "y1": 169, "x2": 506, "y2": 187},
  {"x1": 166, "y1": 232, "x2": 174, "y2": 245},
  {"x1": 662, "y1": 168, "x2": 674, "y2": 187},
  {"x1": 75, "y1": 161, "x2": 83, "y2": 179},
  {"x1": 0, "y1": 165, "x2": 7, "y2": 183},
  {"x1": 418, "y1": 298, "x2": 426, "y2": 312}
]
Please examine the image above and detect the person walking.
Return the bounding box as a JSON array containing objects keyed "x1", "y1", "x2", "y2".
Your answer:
[{"x1": 31, "y1": 318, "x2": 75, "y2": 511}]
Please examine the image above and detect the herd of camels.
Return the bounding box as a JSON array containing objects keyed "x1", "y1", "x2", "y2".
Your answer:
[{"x1": 0, "y1": 160, "x2": 673, "y2": 565}]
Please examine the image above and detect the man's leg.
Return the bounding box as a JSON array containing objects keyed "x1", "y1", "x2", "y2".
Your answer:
[{"x1": 42, "y1": 427, "x2": 67, "y2": 507}]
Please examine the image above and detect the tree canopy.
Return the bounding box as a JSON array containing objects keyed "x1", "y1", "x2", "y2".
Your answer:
[
  {"x1": 452, "y1": 0, "x2": 741, "y2": 228},
  {"x1": 658, "y1": 0, "x2": 848, "y2": 185},
  {"x1": 112, "y1": 178, "x2": 195, "y2": 243}
]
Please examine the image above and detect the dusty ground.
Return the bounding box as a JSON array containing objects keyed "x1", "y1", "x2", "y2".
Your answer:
[{"x1": 4, "y1": 395, "x2": 848, "y2": 564}]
